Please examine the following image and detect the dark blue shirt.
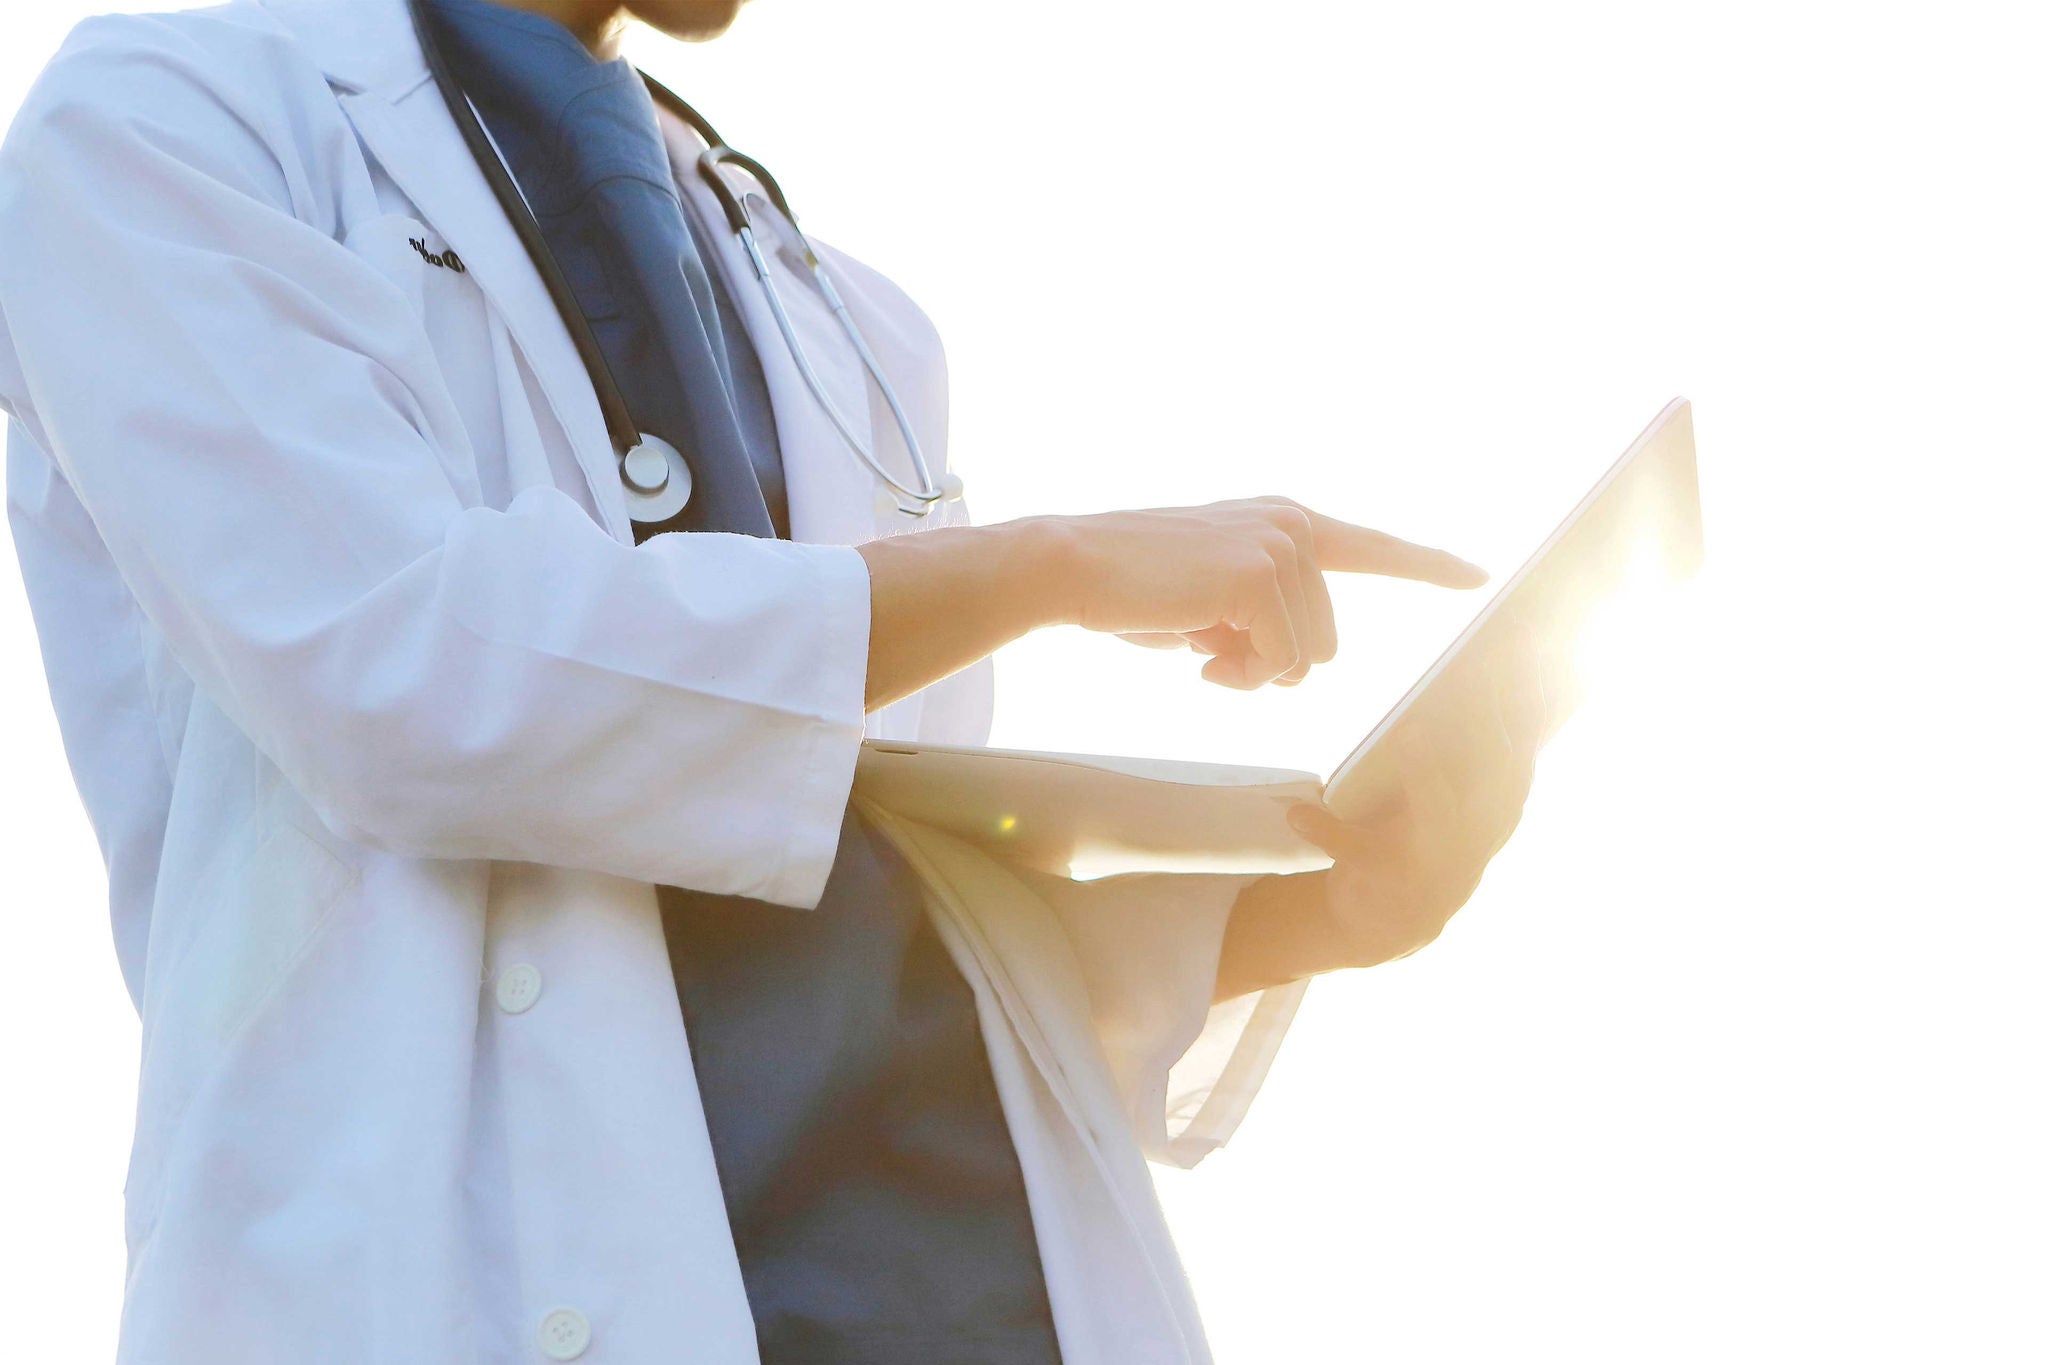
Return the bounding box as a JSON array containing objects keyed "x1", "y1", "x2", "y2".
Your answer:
[{"x1": 422, "y1": 3, "x2": 1062, "y2": 1360}]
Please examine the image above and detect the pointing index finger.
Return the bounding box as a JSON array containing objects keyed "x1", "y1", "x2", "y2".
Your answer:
[{"x1": 1305, "y1": 510, "x2": 1489, "y2": 588}]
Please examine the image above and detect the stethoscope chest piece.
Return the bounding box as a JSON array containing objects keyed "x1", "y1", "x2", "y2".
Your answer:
[{"x1": 620, "y1": 434, "x2": 693, "y2": 524}]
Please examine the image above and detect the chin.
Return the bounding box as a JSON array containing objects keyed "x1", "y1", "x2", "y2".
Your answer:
[{"x1": 630, "y1": 0, "x2": 750, "y2": 42}]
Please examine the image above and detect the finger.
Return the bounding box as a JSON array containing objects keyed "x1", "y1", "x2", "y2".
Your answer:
[
  {"x1": 1301, "y1": 550, "x2": 1339, "y2": 666},
  {"x1": 1262, "y1": 501, "x2": 1339, "y2": 665},
  {"x1": 1304, "y1": 511, "x2": 1489, "y2": 589},
  {"x1": 1264, "y1": 532, "x2": 1316, "y2": 684},
  {"x1": 1406, "y1": 668, "x2": 1530, "y2": 862},
  {"x1": 1182, "y1": 625, "x2": 1243, "y2": 658},
  {"x1": 1285, "y1": 801, "x2": 1384, "y2": 861},
  {"x1": 1391, "y1": 719, "x2": 1464, "y2": 829},
  {"x1": 1496, "y1": 622, "x2": 1548, "y2": 758},
  {"x1": 1481, "y1": 680, "x2": 1540, "y2": 830},
  {"x1": 1403, "y1": 686, "x2": 1474, "y2": 777},
  {"x1": 1477, "y1": 757, "x2": 1531, "y2": 858},
  {"x1": 1471, "y1": 738, "x2": 1532, "y2": 861},
  {"x1": 1430, "y1": 667, "x2": 1534, "y2": 860},
  {"x1": 1115, "y1": 627, "x2": 1253, "y2": 660},
  {"x1": 1237, "y1": 570, "x2": 1300, "y2": 689},
  {"x1": 1526, "y1": 643, "x2": 1581, "y2": 743},
  {"x1": 1493, "y1": 684, "x2": 1542, "y2": 787},
  {"x1": 1196, "y1": 626, "x2": 1259, "y2": 688},
  {"x1": 1200, "y1": 646, "x2": 1257, "y2": 689}
]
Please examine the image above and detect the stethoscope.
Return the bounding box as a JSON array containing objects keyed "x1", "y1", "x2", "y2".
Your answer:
[{"x1": 409, "y1": 0, "x2": 962, "y2": 527}]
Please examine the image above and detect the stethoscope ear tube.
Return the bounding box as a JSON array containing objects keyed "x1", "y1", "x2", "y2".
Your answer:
[
  {"x1": 696, "y1": 145, "x2": 798, "y2": 240},
  {"x1": 669, "y1": 84, "x2": 955, "y2": 518},
  {"x1": 407, "y1": 0, "x2": 957, "y2": 523},
  {"x1": 738, "y1": 226, "x2": 946, "y2": 515}
]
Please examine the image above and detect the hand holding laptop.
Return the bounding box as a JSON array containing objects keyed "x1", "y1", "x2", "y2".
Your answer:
[{"x1": 1215, "y1": 618, "x2": 1557, "y2": 999}]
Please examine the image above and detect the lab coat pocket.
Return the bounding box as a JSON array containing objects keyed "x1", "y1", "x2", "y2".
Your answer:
[
  {"x1": 189, "y1": 818, "x2": 358, "y2": 1045},
  {"x1": 122, "y1": 817, "x2": 358, "y2": 1253}
]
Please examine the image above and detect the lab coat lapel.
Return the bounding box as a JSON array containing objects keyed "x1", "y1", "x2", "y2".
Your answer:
[
  {"x1": 344, "y1": 89, "x2": 630, "y2": 541},
  {"x1": 269, "y1": 0, "x2": 631, "y2": 544}
]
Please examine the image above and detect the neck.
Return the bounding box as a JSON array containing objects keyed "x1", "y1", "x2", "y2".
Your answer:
[{"x1": 491, "y1": 0, "x2": 627, "y2": 57}]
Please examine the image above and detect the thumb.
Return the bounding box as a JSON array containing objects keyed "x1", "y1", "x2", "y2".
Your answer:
[{"x1": 1287, "y1": 801, "x2": 1376, "y2": 860}]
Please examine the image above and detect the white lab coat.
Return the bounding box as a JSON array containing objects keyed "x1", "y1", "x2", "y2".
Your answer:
[{"x1": 0, "y1": 1, "x2": 1308, "y2": 1360}]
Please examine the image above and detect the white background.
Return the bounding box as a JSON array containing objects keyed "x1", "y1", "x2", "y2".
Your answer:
[{"x1": 3, "y1": 0, "x2": 2043, "y2": 1359}]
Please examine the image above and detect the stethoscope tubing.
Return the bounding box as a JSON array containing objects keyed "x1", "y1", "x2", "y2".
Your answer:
[
  {"x1": 410, "y1": 0, "x2": 643, "y2": 460},
  {"x1": 406, "y1": 0, "x2": 948, "y2": 521},
  {"x1": 737, "y1": 226, "x2": 941, "y2": 508}
]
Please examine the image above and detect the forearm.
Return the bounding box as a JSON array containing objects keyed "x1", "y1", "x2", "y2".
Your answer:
[
  {"x1": 1213, "y1": 870, "x2": 1346, "y2": 1004},
  {"x1": 856, "y1": 516, "x2": 1072, "y2": 711}
]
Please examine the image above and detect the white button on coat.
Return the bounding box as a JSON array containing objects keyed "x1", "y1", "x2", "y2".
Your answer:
[
  {"x1": 537, "y1": 1307, "x2": 591, "y2": 1361},
  {"x1": 494, "y1": 963, "x2": 542, "y2": 1014}
]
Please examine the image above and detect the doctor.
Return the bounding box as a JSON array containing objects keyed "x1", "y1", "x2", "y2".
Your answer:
[{"x1": 0, "y1": 0, "x2": 1544, "y2": 1360}]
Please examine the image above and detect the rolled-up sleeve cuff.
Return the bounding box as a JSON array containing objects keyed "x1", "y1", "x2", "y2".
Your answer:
[
  {"x1": 755, "y1": 543, "x2": 871, "y2": 909},
  {"x1": 1152, "y1": 976, "x2": 1310, "y2": 1168},
  {"x1": 1023, "y1": 869, "x2": 1309, "y2": 1170}
]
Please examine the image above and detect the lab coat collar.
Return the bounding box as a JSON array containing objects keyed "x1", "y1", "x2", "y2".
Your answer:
[
  {"x1": 261, "y1": 0, "x2": 634, "y2": 541},
  {"x1": 257, "y1": 0, "x2": 431, "y2": 100}
]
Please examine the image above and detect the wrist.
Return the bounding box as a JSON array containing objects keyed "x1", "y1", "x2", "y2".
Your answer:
[
  {"x1": 989, "y1": 514, "x2": 1084, "y2": 632},
  {"x1": 1214, "y1": 870, "x2": 1333, "y2": 1003}
]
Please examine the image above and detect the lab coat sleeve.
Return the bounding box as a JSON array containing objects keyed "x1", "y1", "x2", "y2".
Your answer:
[
  {"x1": 0, "y1": 21, "x2": 866, "y2": 908},
  {"x1": 1018, "y1": 869, "x2": 1310, "y2": 1170}
]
